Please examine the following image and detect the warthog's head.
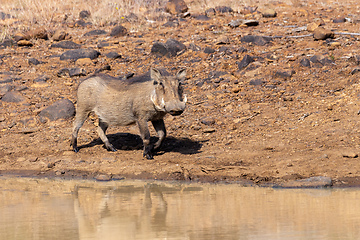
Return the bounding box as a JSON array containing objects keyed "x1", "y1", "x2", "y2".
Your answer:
[{"x1": 150, "y1": 68, "x2": 187, "y2": 116}]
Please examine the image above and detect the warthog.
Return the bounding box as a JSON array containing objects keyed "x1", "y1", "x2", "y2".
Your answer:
[{"x1": 71, "y1": 68, "x2": 187, "y2": 159}]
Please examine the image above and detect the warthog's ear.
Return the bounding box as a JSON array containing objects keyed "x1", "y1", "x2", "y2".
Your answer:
[
  {"x1": 150, "y1": 68, "x2": 162, "y2": 81},
  {"x1": 176, "y1": 68, "x2": 186, "y2": 82}
]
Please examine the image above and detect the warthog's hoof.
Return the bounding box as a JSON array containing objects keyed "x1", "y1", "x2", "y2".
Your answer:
[
  {"x1": 144, "y1": 152, "x2": 154, "y2": 160},
  {"x1": 73, "y1": 147, "x2": 79, "y2": 153},
  {"x1": 105, "y1": 144, "x2": 117, "y2": 152}
]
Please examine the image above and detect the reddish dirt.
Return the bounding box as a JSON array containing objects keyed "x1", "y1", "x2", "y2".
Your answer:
[{"x1": 2, "y1": 0, "x2": 360, "y2": 187}]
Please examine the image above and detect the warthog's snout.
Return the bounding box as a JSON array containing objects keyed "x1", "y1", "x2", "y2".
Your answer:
[{"x1": 166, "y1": 97, "x2": 186, "y2": 116}]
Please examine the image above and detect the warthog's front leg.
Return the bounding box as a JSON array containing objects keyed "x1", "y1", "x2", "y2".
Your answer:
[
  {"x1": 137, "y1": 119, "x2": 153, "y2": 159},
  {"x1": 151, "y1": 119, "x2": 166, "y2": 151}
]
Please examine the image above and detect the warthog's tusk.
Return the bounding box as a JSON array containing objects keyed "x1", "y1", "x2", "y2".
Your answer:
[{"x1": 183, "y1": 94, "x2": 187, "y2": 103}]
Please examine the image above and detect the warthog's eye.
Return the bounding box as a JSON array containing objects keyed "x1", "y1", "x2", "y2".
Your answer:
[{"x1": 153, "y1": 80, "x2": 158, "y2": 85}]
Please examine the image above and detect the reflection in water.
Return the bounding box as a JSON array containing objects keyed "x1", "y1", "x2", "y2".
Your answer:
[{"x1": 0, "y1": 177, "x2": 359, "y2": 240}]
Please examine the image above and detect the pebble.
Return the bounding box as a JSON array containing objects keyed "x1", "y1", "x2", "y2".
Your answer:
[
  {"x1": 110, "y1": 25, "x2": 128, "y2": 37},
  {"x1": 307, "y1": 22, "x2": 319, "y2": 32},
  {"x1": 238, "y1": 55, "x2": 254, "y2": 70},
  {"x1": 165, "y1": 0, "x2": 188, "y2": 15},
  {"x1": 1, "y1": 91, "x2": 25, "y2": 103},
  {"x1": 60, "y1": 49, "x2": 100, "y2": 60},
  {"x1": 95, "y1": 174, "x2": 112, "y2": 181},
  {"x1": 83, "y1": 29, "x2": 107, "y2": 37},
  {"x1": 262, "y1": 9, "x2": 277, "y2": 18},
  {"x1": 51, "y1": 41, "x2": 81, "y2": 49},
  {"x1": 313, "y1": 27, "x2": 334, "y2": 40},
  {"x1": 17, "y1": 40, "x2": 33, "y2": 46},
  {"x1": 201, "y1": 117, "x2": 215, "y2": 125},
  {"x1": 52, "y1": 29, "x2": 69, "y2": 41}
]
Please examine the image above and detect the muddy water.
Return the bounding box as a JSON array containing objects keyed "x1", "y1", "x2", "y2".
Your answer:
[{"x1": 0, "y1": 177, "x2": 359, "y2": 240}]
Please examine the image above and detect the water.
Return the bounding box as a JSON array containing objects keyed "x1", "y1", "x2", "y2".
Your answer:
[{"x1": 0, "y1": 177, "x2": 359, "y2": 240}]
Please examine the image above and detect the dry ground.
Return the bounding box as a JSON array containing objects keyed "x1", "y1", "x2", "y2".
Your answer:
[{"x1": 1, "y1": 0, "x2": 360, "y2": 187}]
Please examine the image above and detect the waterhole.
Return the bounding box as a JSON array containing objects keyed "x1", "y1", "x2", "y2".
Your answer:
[{"x1": 0, "y1": 177, "x2": 359, "y2": 240}]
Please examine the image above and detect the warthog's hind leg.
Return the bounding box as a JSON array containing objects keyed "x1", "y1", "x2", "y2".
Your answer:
[{"x1": 71, "y1": 111, "x2": 89, "y2": 152}]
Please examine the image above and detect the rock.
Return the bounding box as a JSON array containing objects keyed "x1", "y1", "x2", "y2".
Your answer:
[
  {"x1": 262, "y1": 9, "x2": 277, "y2": 18},
  {"x1": 105, "y1": 52, "x2": 122, "y2": 59},
  {"x1": 57, "y1": 68, "x2": 86, "y2": 77},
  {"x1": 274, "y1": 69, "x2": 295, "y2": 79},
  {"x1": 194, "y1": 14, "x2": 210, "y2": 21},
  {"x1": 1, "y1": 91, "x2": 26, "y2": 103},
  {"x1": 83, "y1": 29, "x2": 107, "y2": 37},
  {"x1": 0, "y1": 39, "x2": 16, "y2": 48},
  {"x1": 165, "y1": 0, "x2": 188, "y2": 15},
  {"x1": 333, "y1": 17, "x2": 346, "y2": 23},
  {"x1": 238, "y1": 55, "x2": 254, "y2": 70},
  {"x1": 201, "y1": 117, "x2": 215, "y2": 125},
  {"x1": 310, "y1": 55, "x2": 333, "y2": 66},
  {"x1": 349, "y1": 55, "x2": 360, "y2": 64},
  {"x1": 215, "y1": 6, "x2": 233, "y2": 13},
  {"x1": 249, "y1": 78, "x2": 266, "y2": 86},
  {"x1": 51, "y1": 41, "x2": 81, "y2": 49},
  {"x1": 342, "y1": 151, "x2": 358, "y2": 158},
  {"x1": 300, "y1": 58, "x2": 311, "y2": 67},
  {"x1": 205, "y1": 8, "x2": 216, "y2": 17},
  {"x1": 203, "y1": 128, "x2": 216, "y2": 133},
  {"x1": 215, "y1": 36, "x2": 230, "y2": 45},
  {"x1": 351, "y1": 68, "x2": 360, "y2": 75},
  {"x1": 204, "y1": 47, "x2": 215, "y2": 54},
  {"x1": 24, "y1": 27, "x2": 48, "y2": 40},
  {"x1": 17, "y1": 40, "x2": 33, "y2": 47},
  {"x1": 110, "y1": 25, "x2": 128, "y2": 37},
  {"x1": 280, "y1": 176, "x2": 332, "y2": 188},
  {"x1": 188, "y1": 43, "x2": 201, "y2": 51},
  {"x1": 241, "y1": 35, "x2": 272, "y2": 46},
  {"x1": 0, "y1": 85, "x2": 13, "y2": 96},
  {"x1": 38, "y1": 99, "x2": 75, "y2": 121},
  {"x1": 60, "y1": 49, "x2": 100, "y2": 60},
  {"x1": 0, "y1": 12, "x2": 11, "y2": 20},
  {"x1": 313, "y1": 27, "x2": 334, "y2": 40},
  {"x1": 52, "y1": 29, "x2": 70, "y2": 41},
  {"x1": 163, "y1": 21, "x2": 180, "y2": 27},
  {"x1": 74, "y1": 19, "x2": 92, "y2": 27},
  {"x1": 79, "y1": 10, "x2": 91, "y2": 19},
  {"x1": 76, "y1": 58, "x2": 94, "y2": 66},
  {"x1": 228, "y1": 19, "x2": 259, "y2": 28},
  {"x1": 34, "y1": 75, "x2": 50, "y2": 83},
  {"x1": 307, "y1": 22, "x2": 319, "y2": 32},
  {"x1": 28, "y1": 58, "x2": 42, "y2": 65},
  {"x1": 95, "y1": 174, "x2": 112, "y2": 181},
  {"x1": 151, "y1": 39, "x2": 186, "y2": 57}
]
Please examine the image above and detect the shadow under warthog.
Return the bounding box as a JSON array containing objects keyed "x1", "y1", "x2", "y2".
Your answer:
[{"x1": 77, "y1": 133, "x2": 203, "y2": 156}]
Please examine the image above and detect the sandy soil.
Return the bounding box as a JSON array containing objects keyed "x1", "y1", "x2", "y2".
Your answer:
[{"x1": 2, "y1": 0, "x2": 360, "y2": 187}]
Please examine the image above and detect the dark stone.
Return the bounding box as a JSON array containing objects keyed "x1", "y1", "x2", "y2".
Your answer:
[
  {"x1": 215, "y1": 6, "x2": 233, "y2": 13},
  {"x1": 38, "y1": 99, "x2": 75, "y2": 121},
  {"x1": 249, "y1": 79, "x2": 266, "y2": 86},
  {"x1": 0, "y1": 39, "x2": 16, "y2": 48},
  {"x1": 205, "y1": 8, "x2": 216, "y2": 17},
  {"x1": 151, "y1": 39, "x2": 186, "y2": 57},
  {"x1": 28, "y1": 58, "x2": 41, "y2": 65},
  {"x1": 194, "y1": 14, "x2": 210, "y2": 21},
  {"x1": 238, "y1": 55, "x2": 254, "y2": 70},
  {"x1": 110, "y1": 25, "x2": 128, "y2": 37},
  {"x1": 79, "y1": 10, "x2": 91, "y2": 19},
  {"x1": 300, "y1": 58, "x2": 311, "y2": 67},
  {"x1": 60, "y1": 49, "x2": 100, "y2": 61},
  {"x1": 97, "y1": 41, "x2": 110, "y2": 48},
  {"x1": 279, "y1": 176, "x2": 332, "y2": 188},
  {"x1": 1, "y1": 91, "x2": 25, "y2": 102},
  {"x1": 349, "y1": 55, "x2": 360, "y2": 64},
  {"x1": 237, "y1": 47, "x2": 248, "y2": 53},
  {"x1": 125, "y1": 13, "x2": 138, "y2": 22},
  {"x1": 204, "y1": 47, "x2": 215, "y2": 54},
  {"x1": 151, "y1": 42, "x2": 169, "y2": 57},
  {"x1": 0, "y1": 85, "x2": 13, "y2": 96},
  {"x1": 74, "y1": 19, "x2": 92, "y2": 27},
  {"x1": 51, "y1": 41, "x2": 81, "y2": 49},
  {"x1": 165, "y1": 39, "x2": 186, "y2": 57},
  {"x1": 209, "y1": 71, "x2": 227, "y2": 79},
  {"x1": 188, "y1": 43, "x2": 201, "y2": 51},
  {"x1": 310, "y1": 55, "x2": 334, "y2": 65},
  {"x1": 241, "y1": 35, "x2": 272, "y2": 46},
  {"x1": 0, "y1": 12, "x2": 11, "y2": 20},
  {"x1": 201, "y1": 117, "x2": 215, "y2": 125},
  {"x1": 83, "y1": 29, "x2": 107, "y2": 37},
  {"x1": 95, "y1": 65, "x2": 111, "y2": 73},
  {"x1": 105, "y1": 52, "x2": 122, "y2": 59},
  {"x1": 34, "y1": 75, "x2": 50, "y2": 83},
  {"x1": 275, "y1": 70, "x2": 295, "y2": 79},
  {"x1": 333, "y1": 17, "x2": 346, "y2": 23},
  {"x1": 351, "y1": 68, "x2": 360, "y2": 75},
  {"x1": 163, "y1": 21, "x2": 180, "y2": 27},
  {"x1": 57, "y1": 68, "x2": 86, "y2": 77}
]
